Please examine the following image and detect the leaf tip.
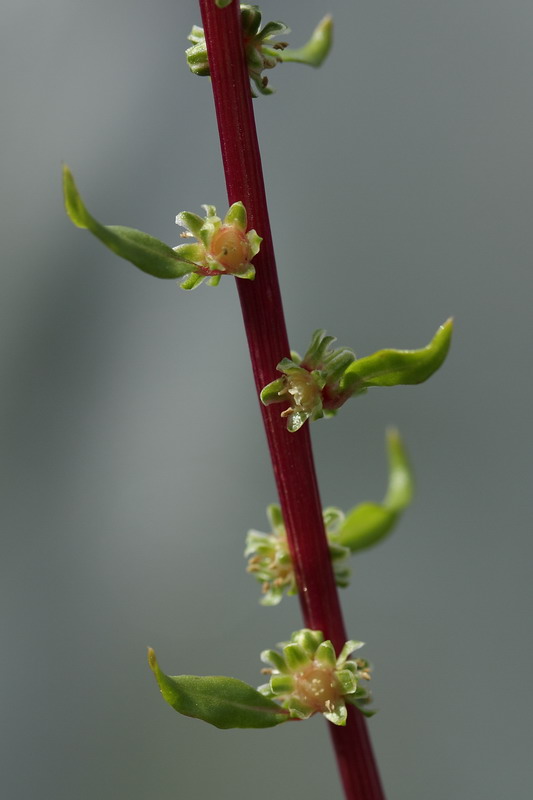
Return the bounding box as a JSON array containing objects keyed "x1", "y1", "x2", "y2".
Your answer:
[
  {"x1": 147, "y1": 647, "x2": 158, "y2": 674},
  {"x1": 62, "y1": 163, "x2": 87, "y2": 230}
]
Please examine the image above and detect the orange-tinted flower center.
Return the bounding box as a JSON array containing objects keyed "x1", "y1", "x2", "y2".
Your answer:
[{"x1": 209, "y1": 226, "x2": 250, "y2": 273}]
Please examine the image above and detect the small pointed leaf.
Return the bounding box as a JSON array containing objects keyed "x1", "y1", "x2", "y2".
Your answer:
[
  {"x1": 148, "y1": 649, "x2": 288, "y2": 729},
  {"x1": 341, "y1": 319, "x2": 453, "y2": 395},
  {"x1": 280, "y1": 15, "x2": 333, "y2": 68},
  {"x1": 63, "y1": 165, "x2": 192, "y2": 280}
]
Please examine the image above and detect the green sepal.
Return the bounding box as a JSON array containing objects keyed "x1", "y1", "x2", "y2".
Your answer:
[
  {"x1": 283, "y1": 643, "x2": 311, "y2": 671},
  {"x1": 260, "y1": 649, "x2": 288, "y2": 674},
  {"x1": 336, "y1": 669, "x2": 358, "y2": 695},
  {"x1": 180, "y1": 272, "x2": 205, "y2": 291},
  {"x1": 148, "y1": 648, "x2": 289, "y2": 729},
  {"x1": 267, "y1": 503, "x2": 284, "y2": 529},
  {"x1": 301, "y1": 330, "x2": 356, "y2": 383},
  {"x1": 269, "y1": 675, "x2": 295, "y2": 695},
  {"x1": 175, "y1": 211, "x2": 206, "y2": 239},
  {"x1": 286, "y1": 409, "x2": 308, "y2": 433},
  {"x1": 301, "y1": 329, "x2": 337, "y2": 368},
  {"x1": 285, "y1": 697, "x2": 314, "y2": 720},
  {"x1": 223, "y1": 201, "x2": 247, "y2": 230},
  {"x1": 280, "y1": 15, "x2": 333, "y2": 68},
  {"x1": 257, "y1": 20, "x2": 290, "y2": 41},
  {"x1": 323, "y1": 699, "x2": 348, "y2": 726},
  {"x1": 246, "y1": 228, "x2": 262, "y2": 259},
  {"x1": 315, "y1": 640, "x2": 336, "y2": 668},
  {"x1": 345, "y1": 694, "x2": 377, "y2": 718},
  {"x1": 260, "y1": 378, "x2": 285, "y2": 405},
  {"x1": 173, "y1": 242, "x2": 204, "y2": 264},
  {"x1": 336, "y1": 640, "x2": 365, "y2": 665},
  {"x1": 322, "y1": 506, "x2": 345, "y2": 531},
  {"x1": 215, "y1": 0, "x2": 233, "y2": 8},
  {"x1": 187, "y1": 25, "x2": 204, "y2": 44},
  {"x1": 186, "y1": 42, "x2": 210, "y2": 76},
  {"x1": 292, "y1": 628, "x2": 324, "y2": 656},
  {"x1": 341, "y1": 319, "x2": 453, "y2": 395},
  {"x1": 63, "y1": 165, "x2": 192, "y2": 280},
  {"x1": 240, "y1": 4, "x2": 262, "y2": 37}
]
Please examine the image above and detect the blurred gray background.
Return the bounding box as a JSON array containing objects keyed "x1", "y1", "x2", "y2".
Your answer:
[{"x1": 2, "y1": 1, "x2": 532, "y2": 798}]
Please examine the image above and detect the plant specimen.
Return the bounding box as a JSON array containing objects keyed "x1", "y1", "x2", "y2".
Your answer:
[{"x1": 63, "y1": 3, "x2": 452, "y2": 797}]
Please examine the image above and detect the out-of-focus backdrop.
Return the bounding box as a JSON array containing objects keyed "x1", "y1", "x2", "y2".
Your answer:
[{"x1": 2, "y1": 1, "x2": 532, "y2": 797}]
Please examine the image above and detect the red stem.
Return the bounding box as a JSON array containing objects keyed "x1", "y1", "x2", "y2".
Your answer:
[{"x1": 198, "y1": 3, "x2": 385, "y2": 798}]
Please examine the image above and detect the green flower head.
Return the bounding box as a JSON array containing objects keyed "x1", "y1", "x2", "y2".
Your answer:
[
  {"x1": 187, "y1": 5, "x2": 290, "y2": 96},
  {"x1": 260, "y1": 331, "x2": 355, "y2": 431},
  {"x1": 174, "y1": 202, "x2": 261, "y2": 289},
  {"x1": 245, "y1": 505, "x2": 350, "y2": 605},
  {"x1": 258, "y1": 629, "x2": 373, "y2": 725}
]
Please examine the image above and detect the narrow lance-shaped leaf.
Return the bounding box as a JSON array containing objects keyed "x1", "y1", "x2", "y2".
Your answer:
[
  {"x1": 340, "y1": 319, "x2": 453, "y2": 395},
  {"x1": 148, "y1": 649, "x2": 290, "y2": 729},
  {"x1": 62, "y1": 165, "x2": 194, "y2": 280},
  {"x1": 336, "y1": 428, "x2": 414, "y2": 552},
  {"x1": 279, "y1": 15, "x2": 333, "y2": 68}
]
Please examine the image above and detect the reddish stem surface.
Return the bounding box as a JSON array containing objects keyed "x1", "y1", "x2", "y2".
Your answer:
[{"x1": 198, "y1": 3, "x2": 385, "y2": 798}]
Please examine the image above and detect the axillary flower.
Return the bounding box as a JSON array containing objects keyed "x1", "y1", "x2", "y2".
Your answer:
[
  {"x1": 260, "y1": 330, "x2": 355, "y2": 431},
  {"x1": 187, "y1": 5, "x2": 290, "y2": 96},
  {"x1": 258, "y1": 629, "x2": 373, "y2": 725},
  {"x1": 245, "y1": 505, "x2": 350, "y2": 605},
  {"x1": 174, "y1": 202, "x2": 261, "y2": 289}
]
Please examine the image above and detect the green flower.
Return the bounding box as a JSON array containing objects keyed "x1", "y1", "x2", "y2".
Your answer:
[
  {"x1": 258, "y1": 629, "x2": 373, "y2": 725},
  {"x1": 240, "y1": 5, "x2": 290, "y2": 96},
  {"x1": 187, "y1": 5, "x2": 290, "y2": 96},
  {"x1": 245, "y1": 505, "x2": 350, "y2": 605},
  {"x1": 187, "y1": 6, "x2": 333, "y2": 97},
  {"x1": 174, "y1": 202, "x2": 261, "y2": 289},
  {"x1": 260, "y1": 330, "x2": 355, "y2": 431}
]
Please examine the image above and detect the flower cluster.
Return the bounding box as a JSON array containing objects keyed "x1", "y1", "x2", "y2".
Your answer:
[
  {"x1": 187, "y1": 5, "x2": 290, "y2": 96},
  {"x1": 260, "y1": 330, "x2": 356, "y2": 431},
  {"x1": 174, "y1": 202, "x2": 261, "y2": 289},
  {"x1": 258, "y1": 629, "x2": 373, "y2": 725},
  {"x1": 245, "y1": 504, "x2": 350, "y2": 605}
]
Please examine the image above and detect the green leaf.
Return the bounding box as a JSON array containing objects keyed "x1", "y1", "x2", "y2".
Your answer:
[
  {"x1": 62, "y1": 165, "x2": 193, "y2": 280},
  {"x1": 341, "y1": 319, "x2": 453, "y2": 395},
  {"x1": 280, "y1": 15, "x2": 333, "y2": 68},
  {"x1": 215, "y1": 0, "x2": 233, "y2": 7},
  {"x1": 148, "y1": 649, "x2": 289, "y2": 729},
  {"x1": 336, "y1": 429, "x2": 414, "y2": 552},
  {"x1": 337, "y1": 502, "x2": 398, "y2": 552}
]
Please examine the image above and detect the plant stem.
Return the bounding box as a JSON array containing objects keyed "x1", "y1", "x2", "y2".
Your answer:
[{"x1": 197, "y1": 3, "x2": 385, "y2": 797}]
